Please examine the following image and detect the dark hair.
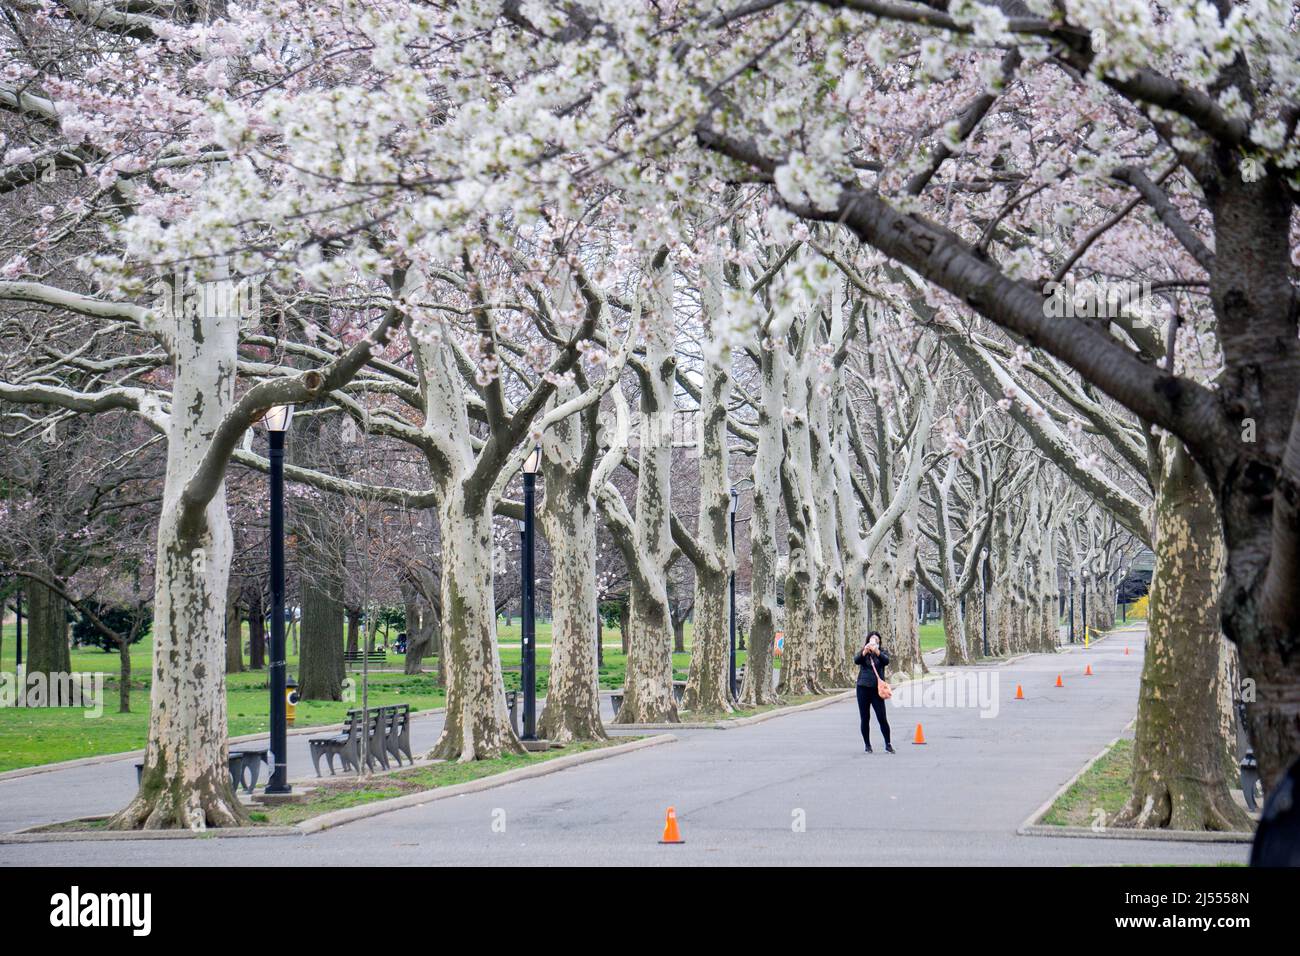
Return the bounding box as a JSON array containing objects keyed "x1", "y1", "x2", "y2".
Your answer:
[{"x1": 866, "y1": 631, "x2": 882, "y2": 643}]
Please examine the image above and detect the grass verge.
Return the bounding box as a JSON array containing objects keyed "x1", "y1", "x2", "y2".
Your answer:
[{"x1": 1040, "y1": 738, "x2": 1133, "y2": 827}]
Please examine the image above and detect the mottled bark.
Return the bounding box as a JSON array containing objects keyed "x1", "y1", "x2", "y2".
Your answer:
[
  {"x1": 110, "y1": 302, "x2": 245, "y2": 831},
  {"x1": 683, "y1": 281, "x2": 735, "y2": 715},
  {"x1": 538, "y1": 388, "x2": 607, "y2": 741},
  {"x1": 1114, "y1": 438, "x2": 1250, "y2": 831},
  {"x1": 429, "y1": 492, "x2": 524, "y2": 759},
  {"x1": 888, "y1": 505, "x2": 925, "y2": 676},
  {"x1": 607, "y1": 259, "x2": 680, "y2": 724},
  {"x1": 740, "y1": 342, "x2": 784, "y2": 707},
  {"x1": 776, "y1": 320, "x2": 824, "y2": 697},
  {"x1": 809, "y1": 358, "x2": 847, "y2": 689}
]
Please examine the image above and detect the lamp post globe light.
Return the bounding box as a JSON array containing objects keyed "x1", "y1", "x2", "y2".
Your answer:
[
  {"x1": 519, "y1": 445, "x2": 542, "y2": 741},
  {"x1": 260, "y1": 404, "x2": 294, "y2": 794}
]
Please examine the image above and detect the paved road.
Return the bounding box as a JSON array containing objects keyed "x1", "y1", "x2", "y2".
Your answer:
[{"x1": 0, "y1": 626, "x2": 1250, "y2": 865}]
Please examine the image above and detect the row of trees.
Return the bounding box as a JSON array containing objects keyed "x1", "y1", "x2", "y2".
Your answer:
[{"x1": 0, "y1": 1, "x2": 1293, "y2": 836}]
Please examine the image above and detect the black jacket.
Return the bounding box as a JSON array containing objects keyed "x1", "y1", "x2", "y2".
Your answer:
[{"x1": 853, "y1": 647, "x2": 890, "y2": 689}]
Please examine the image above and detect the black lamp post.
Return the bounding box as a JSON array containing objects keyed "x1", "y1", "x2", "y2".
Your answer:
[
  {"x1": 728, "y1": 487, "x2": 739, "y2": 701},
  {"x1": 519, "y1": 445, "x2": 541, "y2": 741},
  {"x1": 980, "y1": 547, "x2": 989, "y2": 658},
  {"x1": 261, "y1": 404, "x2": 294, "y2": 794}
]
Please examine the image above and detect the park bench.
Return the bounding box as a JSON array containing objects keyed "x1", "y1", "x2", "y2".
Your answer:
[
  {"x1": 504, "y1": 689, "x2": 519, "y2": 737},
  {"x1": 134, "y1": 749, "x2": 268, "y2": 795},
  {"x1": 309, "y1": 710, "x2": 365, "y2": 776},
  {"x1": 381, "y1": 704, "x2": 414, "y2": 767},
  {"x1": 343, "y1": 650, "x2": 388, "y2": 666},
  {"x1": 309, "y1": 705, "x2": 416, "y2": 776}
]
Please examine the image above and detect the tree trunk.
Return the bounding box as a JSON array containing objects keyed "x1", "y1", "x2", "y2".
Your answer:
[
  {"x1": 739, "y1": 346, "x2": 783, "y2": 708},
  {"x1": 537, "y1": 494, "x2": 607, "y2": 740},
  {"x1": 24, "y1": 567, "x2": 71, "y2": 703},
  {"x1": 1114, "y1": 438, "x2": 1250, "y2": 831},
  {"x1": 428, "y1": 492, "x2": 524, "y2": 760},
  {"x1": 808, "y1": 309, "x2": 849, "y2": 689},
  {"x1": 403, "y1": 578, "x2": 438, "y2": 676},
  {"x1": 118, "y1": 630, "x2": 131, "y2": 714},
  {"x1": 224, "y1": 593, "x2": 243, "y2": 674},
  {"x1": 538, "y1": 390, "x2": 607, "y2": 742},
  {"x1": 889, "y1": 506, "x2": 926, "y2": 676},
  {"x1": 299, "y1": 577, "x2": 343, "y2": 701},
  {"x1": 683, "y1": 308, "x2": 734, "y2": 715},
  {"x1": 248, "y1": 588, "x2": 265, "y2": 670},
  {"x1": 777, "y1": 332, "x2": 824, "y2": 697},
  {"x1": 345, "y1": 607, "x2": 360, "y2": 656},
  {"x1": 607, "y1": 259, "x2": 680, "y2": 724},
  {"x1": 110, "y1": 300, "x2": 245, "y2": 830}
]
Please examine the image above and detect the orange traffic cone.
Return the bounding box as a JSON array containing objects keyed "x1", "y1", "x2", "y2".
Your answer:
[
  {"x1": 1015, "y1": 684, "x2": 1025, "y2": 700},
  {"x1": 1055, "y1": 674, "x2": 1064, "y2": 688},
  {"x1": 1085, "y1": 664, "x2": 1093, "y2": 676},
  {"x1": 659, "y1": 806, "x2": 684, "y2": 844},
  {"x1": 913, "y1": 723, "x2": 927, "y2": 745}
]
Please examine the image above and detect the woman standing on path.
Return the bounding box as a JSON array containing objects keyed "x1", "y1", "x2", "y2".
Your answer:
[{"x1": 854, "y1": 632, "x2": 894, "y2": 753}]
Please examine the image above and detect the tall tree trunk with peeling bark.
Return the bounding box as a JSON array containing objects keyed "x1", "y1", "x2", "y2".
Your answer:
[
  {"x1": 777, "y1": 319, "x2": 823, "y2": 697},
  {"x1": 835, "y1": 394, "x2": 871, "y2": 685},
  {"x1": 738, "y1": 343, "x2": 783, "y2": 708},
  {"x1": 413, "y1": 317, "x2": 521, "y2": 761},
  {"x1": 1114, "y1": 438, "x2": 1250, "y2": 831},
  {"x1": 810, "y1": 373, "x2": 846, "y2": 689},
  {"x1": 601, "y1": 259, "x2": 680, "y2": 725},
  {"x1": 538, "y1": 386, "x2": 607, "y2": 741},
  {"x1": 889, "y1": 504, "x2": 925, "y2": 676},
  {"x1": 110, "y1": 302, "x2": 245, "y2": 831},
  {"x1": 430, "y1": 488, "x2": 523, "y2": 760},
  {"x1": 683, "y1": 263, "x2": 734, "y2": 715}
]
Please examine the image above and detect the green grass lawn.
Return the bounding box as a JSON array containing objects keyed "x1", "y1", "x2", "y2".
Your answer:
[
  {"x1": 1040, "y1": 738, "x2": 1134, "y2": 827},
  {"x1": 1, "y1": 615, "x2": 953, "y2": 772}
]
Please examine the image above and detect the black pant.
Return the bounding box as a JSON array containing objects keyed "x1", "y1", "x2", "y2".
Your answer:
[{"x1": 856, "y1": 685, "x2": 890, "y2": 748}]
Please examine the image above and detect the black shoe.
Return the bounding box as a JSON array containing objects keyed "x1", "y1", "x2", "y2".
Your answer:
[
  {"x1": 864, "y1": 745, "x2": 873, "y2": 753},
  {"x1": 884, "y1": 744, "x2": 896, "y2": 753}
]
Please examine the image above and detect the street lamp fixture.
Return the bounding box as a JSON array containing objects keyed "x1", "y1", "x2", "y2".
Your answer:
[
  {"x1": 258, "y1": 404, "x2": 294, "y2": 794},
  {"x1": 519, "y1": 445, "x2": 541, "y2": 741}
]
